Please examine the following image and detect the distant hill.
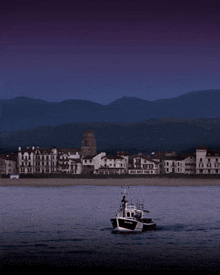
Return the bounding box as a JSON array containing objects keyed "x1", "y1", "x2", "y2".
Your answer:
[
  {"x1": 2, "y1": 118, "x2": 220, "y2": 154},
  {"x1": 1, "y1": 90, "x2": 220, "y2": 131}
]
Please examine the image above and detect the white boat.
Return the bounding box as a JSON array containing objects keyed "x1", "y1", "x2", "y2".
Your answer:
[{"x1": 110, "y1": 188, "x2": 156, "y2": 232}]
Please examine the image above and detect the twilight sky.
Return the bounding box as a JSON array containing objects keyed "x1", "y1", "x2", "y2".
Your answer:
[{"x1": 1, "y1": 0, "x2": 220, "y2": 104}]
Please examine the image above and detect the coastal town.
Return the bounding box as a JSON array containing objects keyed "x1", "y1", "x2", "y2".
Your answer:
[{"x1": 0, "y1": 130, "x2": 219, "y2": 177}]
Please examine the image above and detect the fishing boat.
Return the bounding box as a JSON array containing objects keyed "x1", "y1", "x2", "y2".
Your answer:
[{"x1": 110, "y1": 188, "x2": 156, "y2": 232}]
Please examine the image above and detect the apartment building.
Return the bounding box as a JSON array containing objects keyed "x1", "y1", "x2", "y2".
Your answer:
[
  {"x1": 164, "y1": 154, "x2": 196, "y2": 174},
  {"x1": 18, "y1": 146, "x2": 58, "y2": 174},
  {"x1": 128, "y1": 155, "x2": 161, "y2": 174},
  {"x1": 196, "y1": 145, "x2": 220, "y2": 174}
]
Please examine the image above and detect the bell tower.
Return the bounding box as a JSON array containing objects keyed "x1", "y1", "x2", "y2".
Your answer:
[{"x1": 81, "y1": 130, "x2": 97, "y2": 157}]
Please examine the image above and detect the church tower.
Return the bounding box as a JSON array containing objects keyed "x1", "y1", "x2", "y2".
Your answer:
[{"x1": 81, "y1": 130, "x2": 97, "y2": 157}]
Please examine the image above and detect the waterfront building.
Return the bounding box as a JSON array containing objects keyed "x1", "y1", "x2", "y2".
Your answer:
[
  {"x1": 196, "y1": 145, "x2": 220, "y2": 174},
  {"x1": 82, "y1": 152, "x2": 129, "y2": 174},
  {"x1": 82, "y1": 152, "x2": 106, "y2": 174},
  {"x1": 58, "y1": 148, "x2": 82, "y2": 174},
  {"x1": 128, "y1": 155, "x2": 161, "y2": 174},
  {"x1": 164, "y1": 154, "x2": 196, "y2": 174},
  {"x1": 0, "y1": 153, "x2": 17, "y2": 175},
  {"x1": 96, "y1": 155, "x2": 127, "y2": 174},
  {"x1": 18, "y1": 146, "x2": 58, "y2": 174}
]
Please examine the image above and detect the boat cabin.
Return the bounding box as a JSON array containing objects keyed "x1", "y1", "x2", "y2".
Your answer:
[{"x1": 123, "y1": 205, "x2": 143, "y2": 220}]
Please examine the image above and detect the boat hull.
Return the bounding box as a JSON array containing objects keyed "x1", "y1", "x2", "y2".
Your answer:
[{"x1": 111, "y1": 218, "x2": 156, "y2": 232}]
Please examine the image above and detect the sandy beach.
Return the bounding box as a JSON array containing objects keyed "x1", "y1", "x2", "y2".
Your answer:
[{"x1": 1, "y1": 178, "x2": 220, "y2": 186}]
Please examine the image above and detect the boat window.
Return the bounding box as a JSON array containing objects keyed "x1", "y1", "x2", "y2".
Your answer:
[
  {"x1": 131, "y1": 213, "x2": 134, "y2": 217},
  {"x1": 127, "y1": 212, "x2": 130, "y2": 217}
]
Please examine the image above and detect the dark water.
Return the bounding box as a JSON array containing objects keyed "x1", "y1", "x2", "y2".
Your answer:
[{"x1": 1, "y1": 185, "x2": 220, "y2": 273}]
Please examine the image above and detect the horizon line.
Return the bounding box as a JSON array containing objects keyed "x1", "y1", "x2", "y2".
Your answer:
[{"x1": 1, "y1": 89, "x2": 220, "y2": 105}]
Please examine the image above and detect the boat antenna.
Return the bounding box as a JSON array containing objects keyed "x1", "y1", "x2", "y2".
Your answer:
[
  {"x1": 140, "y1": 199, "x2": 144, "y2": 210},
  {"x1": 121, "y1": 186, "x2": 129, "y2": 196}
]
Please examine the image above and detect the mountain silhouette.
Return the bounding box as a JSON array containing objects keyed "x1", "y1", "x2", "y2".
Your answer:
[{"x1": 0, "y1": 89, "x2": 220, "y2": 132}]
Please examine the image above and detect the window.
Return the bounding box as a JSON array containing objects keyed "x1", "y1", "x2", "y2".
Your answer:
[{"x1": 127, "y1": 212, "x2": 130, "y2": 217}]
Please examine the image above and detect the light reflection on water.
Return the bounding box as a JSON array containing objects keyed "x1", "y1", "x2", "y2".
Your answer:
[{"x1": 1, "y1": 184, "x2": 220, "y2": 270}]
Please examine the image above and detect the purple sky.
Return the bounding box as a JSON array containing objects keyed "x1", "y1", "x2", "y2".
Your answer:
[{"x1": 1, "y1": 0, "x2": 220, "y2": 104}]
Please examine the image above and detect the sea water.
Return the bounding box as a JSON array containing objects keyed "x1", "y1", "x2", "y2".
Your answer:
[{"x1": 1, "y1": 184, "x2": 220, "y2": 271}]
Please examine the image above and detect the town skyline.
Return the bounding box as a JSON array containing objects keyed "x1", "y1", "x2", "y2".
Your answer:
[{"x1": 1, "y1": 130, "x2": 219, "y2": 177}]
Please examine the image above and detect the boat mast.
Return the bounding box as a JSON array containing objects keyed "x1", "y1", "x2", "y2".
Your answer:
[
  {"x1": 121, "y1": 195, "x2": 127, "y2": 217},
  {"x1": 121, "y1": 187, "x2": 129, "y2": 217}
]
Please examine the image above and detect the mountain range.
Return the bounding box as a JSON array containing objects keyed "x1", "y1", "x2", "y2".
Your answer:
[
  {"x1": 1, "y1": 89, "x2": 220, "y2": 132},
  {"x1": 1, "y1": 89, "x2": 220, "y2": 153}
]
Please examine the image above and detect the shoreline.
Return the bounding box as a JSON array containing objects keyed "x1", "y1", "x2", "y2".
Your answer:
[{"x1": 1, "y1": 178, "x2": 220, "y2": 186}]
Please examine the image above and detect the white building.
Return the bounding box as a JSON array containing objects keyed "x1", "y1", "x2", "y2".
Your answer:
[
  {"x1": 81, "y1": 152, "x2": 128, "y2": 174},
  {"x1": 96, "y1": 155, "x2": 128, "y2": 174},
  {"x1": 164, "y1": 155, "x2": 196, "y2": 174},
  {"x1": 58, "y1": 148, "x2": 82, "y2": 174},
  {"x1": 82, "y1": 152, "x2": 106, "y2": 174},
  {"x1": 128, "y1": 155, "x2": 161, "y2": 174},
  {"x1": 18, "y1": 146, "x2": 58, "y2": 174},
  {"x1": 196, "y1": 145, "x2": 220, "y2": 174}
]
